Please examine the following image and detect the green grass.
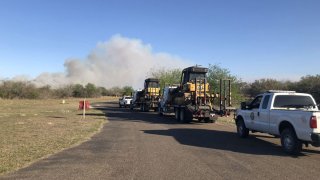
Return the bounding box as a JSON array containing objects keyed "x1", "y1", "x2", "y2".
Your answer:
[{"x1": 0, "y1": 97, "x2": 116, "y2": 175}]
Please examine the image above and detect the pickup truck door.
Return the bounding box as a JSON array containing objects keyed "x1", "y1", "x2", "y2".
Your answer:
[
  {"x1": 255, "y1": 95, "x2": 271, "y2": 132},
  {"x1": 244, "y1": 96, "x2": 263, "y2": 129}
]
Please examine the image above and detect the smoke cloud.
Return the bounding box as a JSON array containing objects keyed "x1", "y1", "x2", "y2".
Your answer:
[{"x1": 32, "y1": 35, "x2": 192, "y2": 88}]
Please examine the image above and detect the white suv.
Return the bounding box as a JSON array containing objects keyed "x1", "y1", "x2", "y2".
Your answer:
[{"x1": 119, "y1": 96, "x2": 132, "y2": 108}]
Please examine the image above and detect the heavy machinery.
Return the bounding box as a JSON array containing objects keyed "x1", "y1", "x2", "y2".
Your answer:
[
  {"x1": 158, "y1": 85, "x2": 178, "y2": 116},
  {"x1": 131, "y1": 78, "x2": 160, "y2": 112},
  {"x1": 159, "y1": 66, "x2": 216, "y2": 123}
]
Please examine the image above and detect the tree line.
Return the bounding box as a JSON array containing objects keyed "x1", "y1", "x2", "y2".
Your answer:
[
  {"x1": 0, "y1": 81, "x2": 134, "y2": 99},
  {"x1": 1, "y1": 65, "x2": 320, "y2": 104}
]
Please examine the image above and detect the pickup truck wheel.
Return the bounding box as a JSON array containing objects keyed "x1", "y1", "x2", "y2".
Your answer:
[
  {"x1": 236, "y1": 119, "x2": 249, "y2": 138},
  {"x1": 280, "y1": 128, "x2": 302, "y2": 154}
]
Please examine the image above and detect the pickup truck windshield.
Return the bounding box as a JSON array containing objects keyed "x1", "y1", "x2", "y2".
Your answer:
[{"x1": 273, "y1": 95, "x2": 315, "y2": 108}]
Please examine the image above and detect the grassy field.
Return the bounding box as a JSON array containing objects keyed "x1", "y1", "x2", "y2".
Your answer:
[{"x1": 0, "y1": 97, "x2": 117, "y2": 175}]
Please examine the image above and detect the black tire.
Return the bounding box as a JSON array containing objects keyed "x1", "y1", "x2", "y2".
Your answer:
[
  {"x1": 184, "y1": 109, "x2": 193, "y2": 123},
  {"x1": 179, "y1": 108, "x2": 185, "y2": 123},
  {"x1": 158, "y1": 107, "x2": 163, "y2": 116},
  {"x1": 236, "y1": 119, "x2": 249, "y2": 138},
  {"x1": 175, "y1": 108, "x2": 180, "y2": 121},
  {"x1": 145, "y1": 105, "x2": 150, "y2": 112},
  {"x1": 280, "y1": 128, "x2": 302, "y2": 155}
]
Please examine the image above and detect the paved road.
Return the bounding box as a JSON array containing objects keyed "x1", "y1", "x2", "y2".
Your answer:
[{"x1": 2, "y1": 102, "x2": 320, "y2": 180}]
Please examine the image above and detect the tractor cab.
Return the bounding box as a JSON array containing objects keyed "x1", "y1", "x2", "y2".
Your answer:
[
  {"x1": 180, "y1": 66, "x2": 209, "y2": 94},
  {"x1": 181, "y1": 66, "x2": 208, "y2": 84},
  {"x1": 144, "y1": 78, "x2": 160, "y2": 96}
]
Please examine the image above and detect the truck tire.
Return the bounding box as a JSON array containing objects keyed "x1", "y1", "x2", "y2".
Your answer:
[
  {"x1": 158, "y1": 107, "x2": 163, "y2": 116},
  {"x1": 236, "y1": 119, "x2": 249, "y2": 138},
  {"x1": 144, "y1": 105, "x2": 150, "y2": 112},
  {"x1": 178, "y1": 108, "x2": 192, "y2": 123},
  {"x1": 175, "y1": 108, "x2": 180, "y2": 121},
  {"x1": 179, "y1": 108, "x2": 185, "y2": 123},
  {"x1": 280, "y1": 128, "x2": 302, "y2": 155},
  {"x1": 184, "y1": 109, "x2": 193, "y2": 123}
]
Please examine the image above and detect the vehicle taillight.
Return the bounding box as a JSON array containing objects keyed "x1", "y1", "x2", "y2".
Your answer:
[{"x1": 310, "y1": 116, "x2": 317, "y2": 129}]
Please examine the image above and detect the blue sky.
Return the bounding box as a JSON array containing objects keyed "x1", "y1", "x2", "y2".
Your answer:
[{"x1": 0, "y1": 0, "x2": 319, "y2": 82}]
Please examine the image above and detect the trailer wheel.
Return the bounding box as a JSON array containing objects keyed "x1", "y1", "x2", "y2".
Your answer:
[
  {"x1": 184, "y1": 109, "x2": 193, "y2": 123},
  {"x1": 175, "y1": 108, "x2": 180, "y2": 121}
]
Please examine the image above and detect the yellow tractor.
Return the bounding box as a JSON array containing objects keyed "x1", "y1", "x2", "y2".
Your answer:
[
  {"x1": 172, "y1": 66, "x2": 215, "y2": 123},
  {"x1": 131, "y1": 78, "x2": 160, "y2": 112}
]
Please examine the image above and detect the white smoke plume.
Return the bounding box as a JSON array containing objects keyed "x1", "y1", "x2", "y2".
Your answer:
[{"x1": 32, "y1": 35, "x2": 192, "y2": 88}]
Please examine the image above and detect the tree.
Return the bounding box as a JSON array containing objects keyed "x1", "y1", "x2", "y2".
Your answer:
[
  {"x1": 0, "y1": 81, "x2": 39, "y2": 99},
  {"x1": 294, "y1": 75, "x2": 320, "y2": 103},
  {"x1": 85, "y1": 83, "x2": 99, "y2": 98},
  {"x1": 207, "y1": 64, "x2": 245, "y2": 105},
  {"x1": 72, "y1": 84, "x2": 85, "y2": 97},
  {"x1": 244, "y1": 79, "x2": 290, "y2": 98},
  {"x1": 108, "y1": 86, "x2": 123, "y2": 96},
  {"x1": 98, "y1": 87, "x2": 108, "y2": 96},
  {"x1": 122, "y1": 86, "x2": 134, "y2": 96},
  {"x1": 55, "y1": 85, "x2": 73, "y2": 98},
  {"x1": 149, "y1": 68, "x2": 181, "y2": 90}
]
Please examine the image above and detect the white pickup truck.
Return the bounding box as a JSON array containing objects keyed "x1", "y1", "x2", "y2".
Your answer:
[{"x1": 235, "y1": 90, "x2": 320, "y2": 154}]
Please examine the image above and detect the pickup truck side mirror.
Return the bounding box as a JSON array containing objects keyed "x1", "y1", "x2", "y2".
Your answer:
[{"x1": 240, "y1": 102, "x2": 248, "y2": 110}]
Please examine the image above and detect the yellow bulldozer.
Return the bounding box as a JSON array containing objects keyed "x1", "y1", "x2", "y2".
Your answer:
[
  {"x1": 131, "y1": 78, "x2": 160, "y2": 112},
  {"x1": 171, "y1": 66, "x2": 216, "y2": 123}
]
